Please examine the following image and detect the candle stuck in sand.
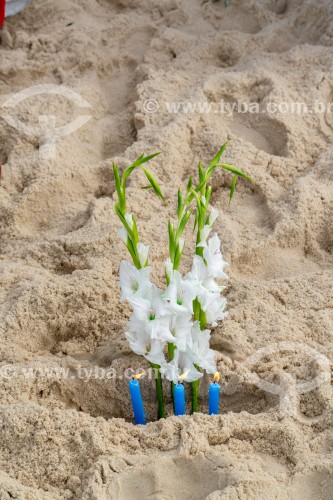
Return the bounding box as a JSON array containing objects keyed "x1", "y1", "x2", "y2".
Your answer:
[
  {"x1": 208, "y1": 372, "x2": 221, "y2": 415},
  {"x1": 128, "y1": 372, "x2": 146, "y2": 425},
  {"x1": 174, "y1": 370, "x2": 189, "y2": 416}
]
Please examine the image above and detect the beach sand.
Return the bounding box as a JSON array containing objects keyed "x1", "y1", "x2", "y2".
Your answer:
[{"x1": 0, "y1": 0, "x2": 333, "y2": 498}]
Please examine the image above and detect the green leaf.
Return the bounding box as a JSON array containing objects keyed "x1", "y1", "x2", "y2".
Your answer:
[
  {"x1": 229, "y1": 175, "x2": 237, "y2": 204},
  {"x1": 173, "y1": 244, "x2": 183, "y2": 270},
  {"x1": 207, "y1": 142, "x2": 228, "y2": 176},
  {"x1": 121, "y1": 152, "x2": 161, "y2": 182},
  {"x1": 193, "y1": 209, "x2": 199, "y2": 233},
  {"x1": 168, "y1": 220, "x2": 176, "y2": 261},
  {"x1": 141, "y1": 167, "x2": 166, "y2": 204},
  {"x1": 190, "y1": 188, "x2": 205, "y2": 233},
  {"x1": 177, "y1": 188, "x2": 183, "y2": 219},
  {"x1": 141, "y1": 185, "x2": 154, "y2": 190},
  {"x1": 190, "y1": 188, "x2": 202, "y2": 206},
  {"x1": 113, "y1": 162, "x2": 121, "y2": 192},
  {"x1": 217, "y1": 163, "x2": 253, "y2": 182},
  {"x1": 114, "y1": 204, "x2": 134, "y2": 238},
  {"x1": 132, "y1": 152, "x2": 161, "y2": 167},
  {"x1": 126, "y1": 237, "x2": 141, "y2": 269},
  {"x1": 198, "y1": 161, "x2": 205, "y2": 184},
  {"x1": 176, "y1": 209, "x2": 191, "y2": 240},
  {"x1": 189, "y1": 177, "x2": 209, "y2": 200},
  {"x1": 131, "y1": 216, "x2": 139, "y2": 245},
  {"x1": 186, "y1": 176, "x2": 193, "y2": 194},
  {"x1": 121, "y1": 165, "x2": 138, "y2": 183},
  {"x1": 205, "y1": 185, "x2": 212, "y2": 207},
  {"x1": 113, "y1": 163, "x2": 126, "y2": 211}
]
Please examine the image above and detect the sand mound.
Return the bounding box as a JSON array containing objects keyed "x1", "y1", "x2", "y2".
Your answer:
[{"x1": 0, "y1": 0, "x2": 333, "y2": 498}]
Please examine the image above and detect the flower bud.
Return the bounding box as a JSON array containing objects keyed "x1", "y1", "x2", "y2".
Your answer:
[
  {"x1": 209, "y1": 207, "x2": 218, "y2": 227},
  {"x1": 137, "y1": 242, "x2": 149, "y2": 267},
  {"x1": 197, "y1": 225, "x2": 211, "y2": 247},
  {"x1": 118, "y1": 227, "x2": 128, "y2": 243},
  {"x1": 165, "y1": 258, "x2": 173, "y2": 281},
  {"x1": 125, "y1": 213, "x2": 134, "y2": 229}
]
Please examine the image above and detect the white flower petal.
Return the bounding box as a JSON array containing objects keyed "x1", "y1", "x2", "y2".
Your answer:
[
  {"x1": 203, "y1": 234, "x2": 228, "y2": 280},
  {"x1": 169, "y1": 313, "x2": 193, "y2": 352},
  {"x1": 205, "y1": 295, "x2": 228, "y2": 325},
  {"x1": 128, "y1": 285, "x2": 174, "y2": 342},
  {"x1": 161, "y1": 349, "x2": 203, "y2": 384},
  {"x1": 119, "y1": 260, "x2": 152, "y2": 300},
  {"x1": 125, "y1": 330, "x2": 166, "y2": 366},
  {"x1": 164, "y1": 271, "x2": 198, "y2": 315},
  {"x1": 191, "y1": 324, "x2": 217, "y2": 374}
]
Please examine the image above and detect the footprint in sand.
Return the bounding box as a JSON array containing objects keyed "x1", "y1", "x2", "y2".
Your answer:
[
  {"x1": 229, "y1": 114, "x2": 289, "y2": 157},
  {"x1": 106, "y1": 457, "x2": 221, "y2": 500}
]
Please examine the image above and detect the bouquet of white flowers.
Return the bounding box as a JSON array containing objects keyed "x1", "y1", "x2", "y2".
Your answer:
[{"x1": 113, "y1": 144, "x2": 252, "y2": 419}]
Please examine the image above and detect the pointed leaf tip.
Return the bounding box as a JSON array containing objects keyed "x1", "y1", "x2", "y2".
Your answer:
[
  {"x1": 229, "y1": 175, "x2": 237, "y2": 204},
  {"x1": 218, "y1": 163, "x2": 253, "y2": 183}
]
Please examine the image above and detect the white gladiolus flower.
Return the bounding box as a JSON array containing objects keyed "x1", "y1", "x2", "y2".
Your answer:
[
  {"x1": 128, "y1": 285, "x2": 174, "y2": 342},
  {"x1": 125, "y1": 330, "x2": 166, "y2": 366},
  {"x1": 205, "y1": 294, "x2": 228, "y2": 327},
  {"x1": 187, "y1": 255, "x2": 220, "y2": 290},
  {"x1": 203, "y1": 234, "x2": 228, "y2": 280},
  {"x1": 164, "y1": 271, "x2": 198, "y2": 315},
  {"x1": 197, "y1": 225, "x2": 211, "y2": 248},
  {"x1": 137, "y1": 242, "x2": 149, "y2": 267},
  {"x1": 119, "y1": 260, "x2": 152, "y2": 300},
  {"x1": 208, "y1": 207, "x2": 219, "y2": 227},
  {"x1": 185, "y1": 255, "x2": 223, "y2": 312},
  {"x1": 168, "y1": 312, "x2": 193, "y2": 352},
  {"x1": 191, "y1": 322, "x2": 216, "y2": 374},
  {"x1": 161, "y1": 349, "x2": 203, "y2": 384}
]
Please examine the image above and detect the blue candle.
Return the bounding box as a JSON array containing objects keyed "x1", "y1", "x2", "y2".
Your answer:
[
  {"x1": 128, "y1": 377, "x2": 146, "y2": 425},
  {"x1": 208, "y1": 373, "x2": 221, "y2": 415},
  {"x1": 174, "y1": 382, "x2": 186, "y2": 416}
]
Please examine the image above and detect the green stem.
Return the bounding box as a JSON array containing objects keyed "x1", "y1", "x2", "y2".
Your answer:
[
  {"x1": 191, "y1": 378, "x2": 199, "y2": 413},
  {"x1": 151, "y1": 363, "x2": 165, "y2": 419},
  {"x1": 168, "y1": 342, "x2": 176, "y2": 360},
  {"x1": 192, "y1": 361, "x2": 202, "y2": 413},
  {"x1": 168, "y1": 343, "x2": 176, "y2": 411},
  {"x1": 191, "y1": 300, "x2": 204, "y2": 413},
  {"x1": 199, "y1": 308, "x2": 207, "y2": 330},
  {"x1": 190, "y1": 179, "x2": 209, "y2": 413},
  {"x1": 190, "y1": 306, "x2": 205, "y2": 413}
]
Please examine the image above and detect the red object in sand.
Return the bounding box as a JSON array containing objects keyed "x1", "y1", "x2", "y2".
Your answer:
[{"x1": 0, "y1": 0, "x2": 5, "y2": 29}]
